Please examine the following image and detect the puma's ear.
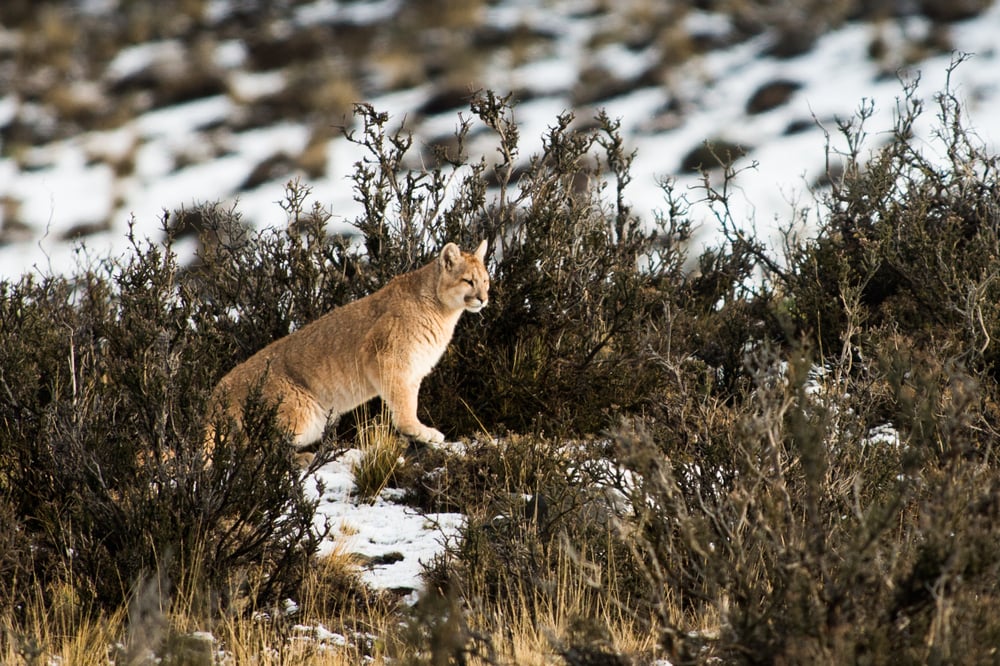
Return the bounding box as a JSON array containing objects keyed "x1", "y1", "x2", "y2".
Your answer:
[
  {"x1": 474, "y1": 239, "x2": 487, "y2": 261},
  {"x1": 439, "y1": 242, "x2": 461, "y2": 271}
]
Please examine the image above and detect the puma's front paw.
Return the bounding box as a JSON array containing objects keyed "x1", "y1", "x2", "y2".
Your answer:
[
  {"x1": 399, "y1": 423, "x2": 446, "y2": 445},
  {"x1": 427, "y1": 428, "x2": 446, "y2": 445}
]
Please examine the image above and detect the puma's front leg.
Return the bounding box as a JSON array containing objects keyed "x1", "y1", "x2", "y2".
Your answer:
[{"x1": 381, "y1": 377, "x2": 445, "y2": 445}]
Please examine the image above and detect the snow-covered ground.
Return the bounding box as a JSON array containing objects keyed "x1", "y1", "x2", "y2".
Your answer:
[
  {"x1": 2, "y1": 2, "x2": 998, "y2": 279},
  {"x1": 306, "y1": 448, "x2": 463, "y2": 594}
]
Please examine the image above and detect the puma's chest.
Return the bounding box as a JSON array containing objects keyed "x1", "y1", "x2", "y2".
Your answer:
[
  {"x1": 401, "y1": 312, "x2": 461, "y2": 379},
  {"x1": 407, "y1": 344, "x2": 446, "y2": 380}
]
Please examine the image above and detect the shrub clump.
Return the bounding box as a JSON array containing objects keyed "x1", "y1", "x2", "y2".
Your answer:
[
  {"x1": 602, "y1": 63, "x2": 1000, "y2": 663},
  {"x1": 0, "y1": 226, "x2": 327, "y2": 622}
]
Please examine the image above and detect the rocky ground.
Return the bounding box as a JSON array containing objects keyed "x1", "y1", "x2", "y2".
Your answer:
[{"x1": 2, "y1": 0, "x2": 999, "y2": 277}]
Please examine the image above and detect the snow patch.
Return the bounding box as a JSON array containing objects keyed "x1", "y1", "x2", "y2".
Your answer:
[{"x1": 307, "y1": 449, "x2": 463, "y2": 593}]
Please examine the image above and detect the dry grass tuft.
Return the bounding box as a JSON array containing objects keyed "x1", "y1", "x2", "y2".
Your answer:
[{"x1": 351, "y1": 406, "x2": 407, "y2": 501}]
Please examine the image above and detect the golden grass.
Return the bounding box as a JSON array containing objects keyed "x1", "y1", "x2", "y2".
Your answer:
[
  {"x1": 467, "y1": 537, "x2": 665, "y2": 664},
  {"x1": 0, "y1": 526, "x2": 688, "y2": 665},
  {"x1": 351, "y1": 406, "x2": 406, "y2": 501},
  {"x1": 0, "y1": 546, "x2": 394, "y2": 665},
  {"x1": 2, "y1": 576, "x2": 125, "y2": 666}
]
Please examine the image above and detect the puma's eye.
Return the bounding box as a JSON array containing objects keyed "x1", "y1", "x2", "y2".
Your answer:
[{"x1": 463, "y1": 278, "x2": 475, "y2": 286}]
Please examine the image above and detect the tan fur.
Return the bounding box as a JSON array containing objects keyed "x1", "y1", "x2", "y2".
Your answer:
[{"x1": 207, "y1": 241, "x2": 490, "y2": 448}]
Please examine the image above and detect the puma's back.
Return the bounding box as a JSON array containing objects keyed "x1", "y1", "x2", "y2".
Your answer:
[{"x1": 208, "y1": 241, "x2": 490, "y2": 447}]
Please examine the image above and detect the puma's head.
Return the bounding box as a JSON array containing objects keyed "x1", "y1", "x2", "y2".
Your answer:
[{"x1": 438, "y1": 240, "x2": 490, "y2": 313}]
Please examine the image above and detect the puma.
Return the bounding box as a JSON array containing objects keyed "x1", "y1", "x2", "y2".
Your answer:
[{"x1": 208, "y1": 241, "x2": 490, "y2": 448}]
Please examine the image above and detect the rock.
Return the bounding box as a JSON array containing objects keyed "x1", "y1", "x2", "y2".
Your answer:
[
  {"x1": 239, "y1": 152, "x2": 296, "y2": 191},
  {"x1": 679, "y1": 139, "x2": 750, "y2": 172},
  {"x1": 746, "y1": 79, "x2": 801, "y2": 115}
]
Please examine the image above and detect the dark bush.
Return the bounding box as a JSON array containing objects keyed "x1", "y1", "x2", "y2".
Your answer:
[
  {"x1": 339, "y1": 92, "x2": 759, "y2": 436},
  {"x1": 775, "y1": 61, "x2": 1000, "y2": 382},
  {"x1": 0, "y1": 219, "x2": 329, "y2": 619},
  {"x1": 601, "y1": 62, "x2": 1000, "y2": 664}
]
